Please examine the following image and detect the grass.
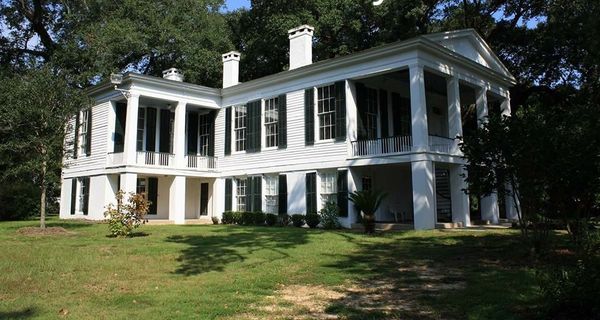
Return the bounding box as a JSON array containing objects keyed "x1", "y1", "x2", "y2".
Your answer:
[{"x1": 0, "y1": 218, "x2": 544, "y2": 319}]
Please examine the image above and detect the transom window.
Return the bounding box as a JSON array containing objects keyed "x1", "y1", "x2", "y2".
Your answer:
[
  {"x1": 234, "y1": 106, "x2": 247, "y2": 152},
  {"x1": 264, "y1": 97, "x2": 279, "y2": 148},
  {"x1": 320, "y1": 171, "x2": 337, "y2": 206},
  {"x1": 236, "y1": 178, "x2": 247, "y2": 211},
  {"x1": 317, "y1": 85, "x2": 336, "y2": 140},
  {"x1": 80, "y1": 109, "x2": 90, "y2": 155},
  {"x1": 198, "y1": 113, "x2": 211, "y2": 156},
  {"x1": 365, "y1": 88, "x2": 378, "y2": 139},
  {"x1": 264, "y1": 175, "x2": 278, "y2": 214}
]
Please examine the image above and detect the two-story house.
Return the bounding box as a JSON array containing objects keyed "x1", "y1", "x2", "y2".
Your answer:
[{"x1": 59, "y1": 27, "x2": 517, "y2": 229}]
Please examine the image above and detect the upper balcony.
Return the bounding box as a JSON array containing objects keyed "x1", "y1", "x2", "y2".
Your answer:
[
  {"x1": 349, "y1": 135, "x2": 458, "y2": 158},
  {"x1": 107, "y1": 151, "x2": 218, "y2": 171}
]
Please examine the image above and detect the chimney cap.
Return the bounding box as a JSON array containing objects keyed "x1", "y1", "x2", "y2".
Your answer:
[
  {"x1": 222, "y1": 51, "x2": 241, "y2": 62},
  {"x1": 162, "y1": 68, "x2": 184, "y2": 82},
  {"x1": 288, "y1": 25, "x2": 315, "y2": 39}
]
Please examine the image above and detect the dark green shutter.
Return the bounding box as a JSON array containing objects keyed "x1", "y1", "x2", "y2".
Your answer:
[
  {"x1": 252, "y1": 176, "x2": 262, "y2": 212},
  {"x1": 306, "y1": 172, "x2": 317, "y2": 214},
  {"x1": 208, "y1": 110, "x2": 216, "y2": 157},
  {"x1": 335, "y1": 81, "x2": 346, "y2": 141},
  {"x1": 187, "y1": 111, "x2": 198, "y2": 154},
  {"x1": 159, "y1": 109, "x2": 171, "y2": 153},
  {"x1": 225, "y1": 178, "x2": 232, "y2": 211},
  {"x1": 225, "y1": 107, "x2": 232, "y2": 156},
  {"x1": 337, "y1": 170, "x2": 349, "y2": 217},
  {"x1": 85, "y1": 109, "x2": 92, "y2": 156},
  {"x1": 278, "y1": 94, "x2": 287, "y2": 149},
  {"x1": 114, "y1": 102, "x2": 127, "y2": 153},
  {"x1": 82, "y1": 177, "x2": 90, "y2": 215},
  {"x1": 379, "y1": 90, "x2": 389, "y2": 138},
  {"x1": 70, "y1": 179, "x2": 77, "y2": 215},
  {"x1": 278, "y1": 174, "x2": 287, "y2": 214},
  {"x1": 148, "y1": 177, "x2": 158, "y2": 215},
  {"x1": 146, "y1": 107, "x2": 157, "y2": 152},
  {"x1": 356, "y1": 83, "x2": 368, "y2": 140},
  {"x1": 247, "y1": 100, "x2": 261, "y2": 153},
  {"x1": 305, "y1": 88, "x2": 314, "y2": 145},
  {"x1": 73, "y1": 111, "x2": 80, "y2": 158},
  {"x1": 136, "y1": 108, "x2": 144, "y2": 151}
]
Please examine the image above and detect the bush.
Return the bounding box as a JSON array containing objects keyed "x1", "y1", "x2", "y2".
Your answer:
[
  {"x1": 306, "y1": 213, "x2": 320, "y2": 228},
  {"x1": 104, "y1": 191, "x2": 149, "y2": 237},
  {"x1": 278, "y1": 214, "x2": 290, "y2": 227},
  {"x1": 539, "y1": 256, "x2": 600, "y2": 319},
  {"x1": 291, "y1": 214, "x2": 305, "y2": 227},
  {"x1": 211, "y1": 216, "x2": 219, "y2": 225},
  {"x1": 320, "y1": 201, "x2": 340, "y2": 229},
  {"x1": 241, "y1": 211, "x2": 255, "y2": 225},
  {"x1": 253, "y1": 212, "x2": 266, "y2": 226},
  {"x1": 265, "y1": 213, "x2": 278, "y2": 226},
  {"x1": 221, "y1": 211, "x2": 235, "y2": 224}
]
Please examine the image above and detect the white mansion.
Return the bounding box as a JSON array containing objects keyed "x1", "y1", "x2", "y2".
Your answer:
[{"x1": 59, "y1": 26, "x2": 518, "y2": 229}]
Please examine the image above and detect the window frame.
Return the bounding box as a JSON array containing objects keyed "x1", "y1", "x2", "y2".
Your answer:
[
  {"x1": 264, "y1": 175, "x2": 278, "y2": 214},
  {"x1": 235, "y1": 178, "x2": 247, "y2": 211},
  {"x1": 319, "y1": 171, "x2": 337, "y2": 207},
  {"x1": 79, "y1": 109, "x2": 90, "y2": 156},
  {"x1": 198, "y1": 113, "x2": 212, "y2": 156},
  {"x1": 315, "y1": 84, "x2": 336, "y2": 142},
  {"x1": 233, "y1": 105, "x2": 247, "y2": 152},
  {"x1": 77, "y1": 177, "x2": 87, "y2": 214},
  {"x1": 263, "y1": 97, "x2": 279, "y2": 149}
]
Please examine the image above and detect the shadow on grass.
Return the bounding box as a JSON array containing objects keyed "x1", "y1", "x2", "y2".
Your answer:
[
  {"x1": 322, "y1": 231, "x2": 539, "y2": 320},
  {"x1": 0, "y1": 307, "x2": 37, "y2": 319},
  {"x1": 166, "y1": 226, "x2": 309, "y2": 276}
]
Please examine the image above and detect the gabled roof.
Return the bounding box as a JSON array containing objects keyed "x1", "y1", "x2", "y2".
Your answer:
[{"x1": 423, "y1": 29, "x2": 515, "y2": 82}]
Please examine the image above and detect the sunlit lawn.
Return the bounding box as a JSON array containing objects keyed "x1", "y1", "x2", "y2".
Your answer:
[{"x1": 0, "y1": 218, "x2": 542, "y2": 319}]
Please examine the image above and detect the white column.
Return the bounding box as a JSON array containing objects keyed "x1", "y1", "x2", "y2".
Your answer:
[
  {"x1": 346, "y1": 168, "x2": 360, "y2": 227},
  {"x1": 447, "y1": 76, "x2": 462, "y2": 153},
  {"x1": 123, "y1": 94, "x2": 140, "y2": 164},
  {"x1": 120, "y1": 173, "x2": 137, "y2": 194},
  {"x1": 409, "y1": 64, "x2": 429, "y2": 152},
  {"x1": 173, "y1": 101, "x2": 187, "y2": 167},
  {"x1": 88, "y1": 175, "x2": 111, "y2": 220},
  {"x1": 59, "y1": 178, "x2": 72, "y2": 219},
  {"x1": 476, "y1": 87, "x2": 499, "y2": 224},
  {"x1": 450, "y1": 164, "x2": 470, "y2": 227},
  {"x1": 169, "y1": 176, "x2": 186, "y2": 224},
  {"x1": 212, "y1": 178, "x2": 225, "y2": 221},
  {"x1": 501, "y1": 95, "x2": 511, "y2": 117},
  {"x1": 411, "y1": 160, "x2": 435, "y2": 230},
  {"x1": 500, "y1": 94, "x2": 517, "y2": 220}
]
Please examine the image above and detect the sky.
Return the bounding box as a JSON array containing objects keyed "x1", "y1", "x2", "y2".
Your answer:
[{"x1": 224, "y1": 0, "x2": 251, "y2": 11}]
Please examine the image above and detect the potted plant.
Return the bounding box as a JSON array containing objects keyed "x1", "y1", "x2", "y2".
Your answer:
[{"x1": 349, "y1": 190, "x2": 387, "y2": 234}]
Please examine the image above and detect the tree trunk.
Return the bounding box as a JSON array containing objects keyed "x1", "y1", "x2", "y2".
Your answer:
[{"x1": 40, "y1": 147, "x2": 47, "y2": 229}]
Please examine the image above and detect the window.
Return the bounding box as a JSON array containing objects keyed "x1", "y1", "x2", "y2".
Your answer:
[
  {"x1": 362, "y1": 176, "x2": 372, "y2": 191},
  {"x1": 136, "y1": 108, "x2": 145, "y2": 151},
  {"x1": 236, "y1": 178, "x2": 247, "y2": 211},
  {"x1": 264, "y1": 97, "x2": 279, "y2": 148},
  {"x1": 365, "y1": 88, "x2": 378, "y2": 139},
  {"x1": 234, "y1": 105, "x2": 247, "y2": 152},
  {"x1": 78, "y1": 178, "x2": 87, "y2": 213},
  {"x1": 320, "y1": 172, "x2": 337, "y2": 206},
  {"x1": 137, "y1": 178, "x2": 147, "y2": 198},
  {"x1": 317, "y1": 85, "x2": 336, "y2": 140},
  {"x1": 264, "y1": 175, "x2": 278, "y2": 214},
  {"x1": 198, "y1": 113, "x2": 211, "y2": 156},
  {"x1": 79, "y1": 109, "x2": 90, "y2": 155}
]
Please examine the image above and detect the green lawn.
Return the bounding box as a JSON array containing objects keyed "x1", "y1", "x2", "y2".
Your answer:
[{"x1": 0, "y1": 219, "x2": 542, "y2": 319}]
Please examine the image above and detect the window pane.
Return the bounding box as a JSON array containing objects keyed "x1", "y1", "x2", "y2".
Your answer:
[{"x1": 317, "y1": 85, "x2": 336, "y2": 140}]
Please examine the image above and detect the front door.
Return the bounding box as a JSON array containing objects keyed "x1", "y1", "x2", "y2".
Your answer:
[
  {"x1": 200, "y1": 183, "x2": 209, "y2": 216},
  {"x1": 148, "y1": 177, "x2": 158, "y2": 216}
]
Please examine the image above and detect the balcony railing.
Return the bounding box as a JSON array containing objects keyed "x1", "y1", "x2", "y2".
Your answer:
[
  {"x1": 351, "y1": 136, "x2": 412, "y2": 157},
  {"x1": 185, "y1": 155, "x2": 218, "y2": 170},
  {"x1": 136, "y1": 151, "x2": 174, "y2": 166},
  {"x1": 428, "y1": 135, "x2": 456, "y2": 154}
]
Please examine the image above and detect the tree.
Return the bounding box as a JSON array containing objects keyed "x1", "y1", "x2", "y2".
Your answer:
[
  {"x1": 0, "y1": 67, "x2": 87, "y2": 228},
  {"x1": 349, "y1": 190, "x2": 386, "y2": 234}
]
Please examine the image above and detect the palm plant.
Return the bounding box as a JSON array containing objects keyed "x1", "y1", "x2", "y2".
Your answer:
[{"x1": 349, "y1": 190, "x2": 387, "y2": 234}]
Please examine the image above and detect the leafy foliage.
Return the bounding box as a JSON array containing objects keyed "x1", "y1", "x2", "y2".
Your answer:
[
  {"x1": 319, "y1": 201, "x2": 340, "y2": 229},
  {"x1": 265, "y1": 213, "x2": 278, "y2": 226},
  {"x1": 104, "y1": 191, "x2": 150, "y2": 237},
  {"x1": 349, "y1": 190, "x2": 386, "y2": 234},
  {"x1": 305, "y1": 213, "x2": 320, "y2": 229},
  {"x1": 291, "y1": 214, "x2": 305, "y2": 228}
]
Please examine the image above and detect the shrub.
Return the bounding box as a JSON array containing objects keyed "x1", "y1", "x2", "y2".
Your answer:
[
  {"x1": 306, "y1": 213, "x2": 320, "y2": 228},
  {"x1": 211, "y1": 216, "x2": 219, "y2": 225},
  {"x1": 291, "y1": 214, "x2": 305, "y2": 227},
  {"x1": 104, "y1": 191, "x2": 150, "y2": 237},
  {"x1": 320, "y1": 201, "x2": 340, "y2": 229},
  {"x1": 241, "y1": 211, "x2": 255, "y2": 225},
  {"x1": 265, "y1": 213, "x2": 278, "y2": 226},
  {"x1": 278, "y1": 214, "x2": 290, "y2": 227},
  {"x1": 253, "y1": 212, "x2": 266, "y2": 226},
  {"x1": 221, "y1": 211, "x2": 235, "y2": 224}
]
